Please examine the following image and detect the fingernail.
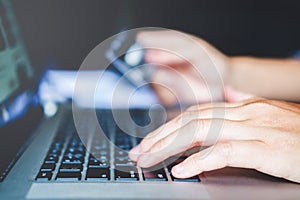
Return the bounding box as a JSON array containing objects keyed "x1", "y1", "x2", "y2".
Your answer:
[{"x1": 172, "y1": 164, "x2": 184, "y2": 175}]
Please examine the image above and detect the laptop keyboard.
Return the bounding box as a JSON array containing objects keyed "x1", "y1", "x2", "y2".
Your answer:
[{"x1": 35, "y1": 110, "x2": 200, "y2": 183}]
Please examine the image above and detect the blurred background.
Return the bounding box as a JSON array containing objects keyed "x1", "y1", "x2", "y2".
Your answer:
[{"x1": 12, "y1": 0, "x2": 300, "y2": 74}]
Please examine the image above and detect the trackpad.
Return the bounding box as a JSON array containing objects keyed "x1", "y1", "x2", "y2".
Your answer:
[{"x1": 26, "y1": 183, "x2": 210, "y2": 199}]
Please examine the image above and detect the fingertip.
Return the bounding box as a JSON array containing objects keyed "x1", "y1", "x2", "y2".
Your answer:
[
  {"x1": 171, "y1": 164, "x2": 185, "y2": 177},
  {"x1": 128, "y1": 145, "x2": 141, "y2": 161},
  {"x1": 171, "y1": 163, "x2": 202, "y2": 179}
]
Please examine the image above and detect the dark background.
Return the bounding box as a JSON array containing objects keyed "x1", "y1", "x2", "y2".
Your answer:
[{"x1": 11, "y1": 0, "x2": 300, "y2": 72}]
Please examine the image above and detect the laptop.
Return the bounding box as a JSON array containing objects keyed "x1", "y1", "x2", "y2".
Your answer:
[{"x1": 1, "y1": 0, "x2": 300, "y2": 199}]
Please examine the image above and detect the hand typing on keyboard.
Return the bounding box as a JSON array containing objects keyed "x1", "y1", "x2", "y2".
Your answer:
[
  {"x1": 36, "y1": 113, "x2": 200, "y2": 183},
  {"x1": 129, "y1": 30, "x2": 300, "y2": 184}
]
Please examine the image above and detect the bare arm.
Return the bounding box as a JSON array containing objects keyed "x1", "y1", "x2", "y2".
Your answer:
[
  {"x1": 137, "y1": 30, "x2": 300, "y2": 104},
  {"x1": 228, "y1": 57, "x2": 300, "y2": 102}
]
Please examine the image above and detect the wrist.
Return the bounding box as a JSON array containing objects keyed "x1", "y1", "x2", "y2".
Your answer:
[
  {"x1": 222, "y1": 56, "x2": 235, "y2": 87},
  {"x1": 226, "y1": 56, "x2": 261, "y2": 92},
  {"x1": 225, "y1": 56, "x2": 250, "y2": 88}
]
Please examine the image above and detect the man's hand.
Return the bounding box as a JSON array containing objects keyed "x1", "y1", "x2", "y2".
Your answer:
[
  {"x1": 129, "y1": 98, "x2": 300, "y2": 183},
  {"x1": 137, "y1": 30, "x2": 230, "y2": 106}
]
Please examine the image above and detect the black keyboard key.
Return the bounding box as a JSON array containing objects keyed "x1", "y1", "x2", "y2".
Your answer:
[
  {"x1": 170, "y1": 173, "x2": 200, "y2": 182},
  {"x1": 115, "y1": 156, "x2": 135, "y2": 167},
  {"x1": 68, "y1": 138, "x2": 81, "y2": 146},
  {"x1": 63, "y1": 154, "x2": 84, "y2": 163},
  {"x1": 115, "y1": 131, "x2": 133, "y2": 149},
  {"x1": 62, "y1": 159, "x2": 83, "y2": 164},
  {"x1": 142, "y1": 168, "x2": 167, "y2": 181},
  {"x1": 36, "y1": 171, "x2": 52, "y2": 181},
  {"x1": 115, "y1": 166, "x2": 139, "y2": 181},
  {"x1": 88, "y1": 159, "x2": 109, "y2": 168},
  {"x1": 47, "y1": 152, "x2": 60, "y2": 157},
  {"x1": 116, "y1": 143, "x2": 132, "y2": 151},
  {"x1": 64, "y1": 152, "x2": 85, "y2": 157},
  {"x1": 90, "y1": 154, "x2": 108, "y2": 160},
  {"x1": 44, "y1": 155, "x2": 59, "y2": 164},
  {"x1": 91, "y1": 141, "x2": 108, "y2": 151},
  {"x1": 115, "y1": 150, "x2": 128, "y2": 157},
  {"x1": 48, "y1": 148, "x2": 61, "y2": 155},
  {"x1": 65, "y1": 149, "x2": 85, "y2": 155},
  {"x1": 59, "y1": 163, "x2": 83, "y2": 172},
  {"x1": 89, "y1": 155, "x2": 108, "y2": 161},
  {"x1": 90, "y1": 150, "x2": 109, "y2": 157},
  {"x1": 86, "y1": 168, "x2": 110, "y2": 181},
  {"x1": 56, "y1": 172, "x2": 81, "y2": 181},
  {"x1": 41, "y1": 163, "x2": 56, "y2": 171}
]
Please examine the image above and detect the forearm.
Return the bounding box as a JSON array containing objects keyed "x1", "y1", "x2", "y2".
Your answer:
[{"x1": 227, "y1": 56, "x2": 300, "y2": 102}]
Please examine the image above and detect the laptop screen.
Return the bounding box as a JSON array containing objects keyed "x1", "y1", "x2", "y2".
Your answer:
[{"x1": 0, "y1": 0, "x2": 40, "y2": 182}]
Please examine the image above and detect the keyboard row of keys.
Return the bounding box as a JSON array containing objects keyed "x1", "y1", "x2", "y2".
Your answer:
[{"x1": 36, "y1": 131, "x2": 200, "y2": 182}]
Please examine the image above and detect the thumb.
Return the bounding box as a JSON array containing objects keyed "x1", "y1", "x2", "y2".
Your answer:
[{"x1": 224, "y1": 86, "x2": 254, "y2": 102}]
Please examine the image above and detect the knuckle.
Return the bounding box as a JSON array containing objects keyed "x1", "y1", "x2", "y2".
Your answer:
[
  {"x1": 153, "y1": 137, "x2": 170, "y2": 152},
  {"x1": 239, "y1": 99, "x2": 278, "y2": 117},
  {"x1": 175, "y1": 110, "x2": 196, "y2": 125},
  {"x1": 243, "y1": 99, "x2": 273, "y2": 110},
  {"x1": 189, "y1": 119, "x2": 206, "y2": 133},
  {"x1": 188, "y1": 119, "x2": 208, "y2": 143},
  {"x1": 187, "y1": 119, "x2": 207, "y2": 141},
  {"x1": 216, "y1": 142, "x2": 234, "y2": 164}
]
